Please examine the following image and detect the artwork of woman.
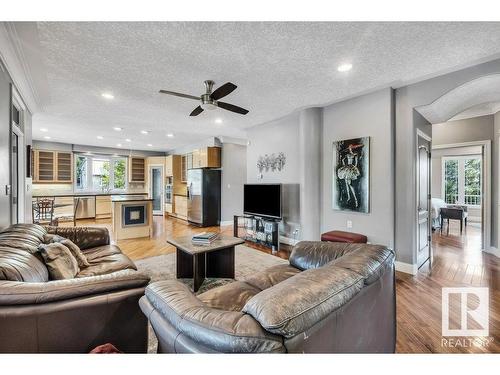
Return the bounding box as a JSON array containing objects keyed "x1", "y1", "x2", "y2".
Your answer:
[
  {"x1": 337, "y1": 143, "x2": 363, "y2": 207},
  {"x1": 333, "y1": 137, "x2": 370, "y2": 213}
]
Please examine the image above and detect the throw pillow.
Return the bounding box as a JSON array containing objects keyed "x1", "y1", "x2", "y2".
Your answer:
[
  {"x1": 59, "y1": 239, "x2": 90, "y2": 268},
  {"x1": 38, "y1": 242, "x2": 79, "y2": 280},
  {"x1": 43, "y1": 234, "x2": 90, "y2": 268}
]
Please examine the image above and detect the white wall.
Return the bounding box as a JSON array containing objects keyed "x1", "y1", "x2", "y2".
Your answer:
[
  {"x1": 321, "y1": 88, "x2": 394, "y2": 247},
  {"x1": 221, "y1": 143, "x2": 247, "y2": 223},
  {"x1": 246, "y1": 112, "x2": 301, "y2": 239}
]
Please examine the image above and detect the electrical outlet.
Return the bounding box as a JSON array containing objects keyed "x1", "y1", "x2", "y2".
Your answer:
[{"x1": 346, "y1": 220, "x2": 353, "y2": 229}]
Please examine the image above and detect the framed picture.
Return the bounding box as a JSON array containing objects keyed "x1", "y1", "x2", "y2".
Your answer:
[{"x1": 332, "y1": 137, "x2": 370, "y2": 213}]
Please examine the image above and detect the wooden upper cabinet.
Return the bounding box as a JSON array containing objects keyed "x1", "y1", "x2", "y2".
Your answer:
[
  {"x1": 165, "y1": 155, "x2": 174, "y2": 176},
  {"x1": 180, "y1": 155, "x2": 187, "y2": 182},
  {"x1": 56, "y1": 152, "x2": 73, "y2": 182},
  {"x1": 129, "y1": 157, "x2": 145, "y2": 182},
  {"x1": 33, "y1": 150, "x2": 73, "y2": 183},
  {"x1": 189, "y1": 147, "x2": 221, "y2": 169},
  {"x1": 36, "y1": 150, "x2": 55, "y2": 181}
]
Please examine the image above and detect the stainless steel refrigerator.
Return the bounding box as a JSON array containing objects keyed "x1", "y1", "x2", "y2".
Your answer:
[{"x1": 187, "y1": 169, "x2": 221, "y2": 227}]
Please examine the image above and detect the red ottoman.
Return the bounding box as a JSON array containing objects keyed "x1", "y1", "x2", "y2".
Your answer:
[{"x1": 321, "y1": 230, "x2": 367, "y2": 243}]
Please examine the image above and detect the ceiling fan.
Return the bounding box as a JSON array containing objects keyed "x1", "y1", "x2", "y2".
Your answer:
[{"x1": 159, "y1": 80, "x2": 249, "y2": 116}]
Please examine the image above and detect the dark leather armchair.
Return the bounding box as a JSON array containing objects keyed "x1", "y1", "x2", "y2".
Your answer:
[
  {"x1": 140, "y1": 241, "x2": 396, "y2": 353},
  {"x1": 0, "y1": 224, "x2": 150, "y2": 353}
]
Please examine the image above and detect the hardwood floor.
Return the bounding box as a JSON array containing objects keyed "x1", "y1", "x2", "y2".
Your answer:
[
  {"x1": 396, "y1": 222, "x2": 499, "y2": 353},
  {"x1": 65, "y1": 216, "x2": 498, "y2": 353}
]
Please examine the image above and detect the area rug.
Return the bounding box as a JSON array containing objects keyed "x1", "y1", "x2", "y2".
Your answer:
[{"x1": 135, "y1": 245, "x2": 288, "y2": 353}]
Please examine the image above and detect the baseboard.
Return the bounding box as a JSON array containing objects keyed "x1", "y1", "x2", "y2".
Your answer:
[
  {"x1": 395, "y1": 261, "x2": 418, "y2": 275},
  {"x1": 484, "y1": 246, "x2": 500, "y2": 258},
  {"x1": 220, "y1": 220, "x2": 233, "y2": 226}
]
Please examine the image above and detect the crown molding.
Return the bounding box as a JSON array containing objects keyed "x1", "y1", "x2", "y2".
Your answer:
[{"x1": 0, "y1": 22, "x2": 40, "y2": 114}]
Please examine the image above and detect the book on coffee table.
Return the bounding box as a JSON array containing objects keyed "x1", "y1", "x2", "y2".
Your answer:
[{"x1": 191, "y1": 232, "x2": 219, "y2": 245}]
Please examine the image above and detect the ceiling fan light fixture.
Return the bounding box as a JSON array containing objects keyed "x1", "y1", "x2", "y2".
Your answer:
[{"x1": 201, "y1": 102, "x2": 217, "y2": 110}]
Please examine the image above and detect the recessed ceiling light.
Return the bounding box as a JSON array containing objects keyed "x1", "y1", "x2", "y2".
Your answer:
[
  {"x1": 166, "y1": 133, "x2": 174, "y2": 138},
  {"x1": 113, "y1": 127, "x2": 122, "y2": 131},
  {"x1": 44, "y1": 136, "x2": 51, "y2": 140},
  {"x1": 215, "y1": 118, "x2": 223, "y2": 124},
  {"x1": 96, "y1": 135, "x2": 103, "y2": 140},
  {"x1": 101, "y1": 92, "x2": 114, "y2": 99},
  {"x1": 140, "y1": 130, "x2": 149, "y2": 135},
  {"x1": 40, "y1": 128, "x2": 48, "y2": 132},
  {"x1": 125, "y1": 138, "x2": 132, "y2": 142},
  {"x1": 116, "y1": 143, "x2": 122, "y2": 147},
  {"x1": 147, "y1": 144, "x2": 153, "y2": 147},
  {"x1": 337, "y1": 63, "x2": 352, "y2": 72}
]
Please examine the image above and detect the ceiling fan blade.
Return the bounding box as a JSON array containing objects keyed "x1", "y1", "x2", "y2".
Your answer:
[
  {"x1": 217, "y1": 101, "x2": 249, "y2": 115},
  {"x1": 210, "y1": 82, "x2": 237, "y2": 100},
  {"x1": 190, "y1": 106, "x2": 204, "y2": 116},
  {"x1": 159, "y1": 90, "x2": 200, "y2": 101}
]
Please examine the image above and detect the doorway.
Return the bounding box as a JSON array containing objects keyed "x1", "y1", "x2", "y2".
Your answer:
[
  {"x1": 11, "y1": 94, "x2": 25, "y2": 224},
  {"x1": 149, "y1": 165, "x2": 164, "y2": 215},
  {"x1": 431, "y1": 141, "x2": 490, "y2": 251}
]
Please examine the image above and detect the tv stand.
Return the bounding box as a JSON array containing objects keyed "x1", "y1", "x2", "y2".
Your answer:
[{"x1": 233, "y1": 215, "x2": 280, "y2": 252}]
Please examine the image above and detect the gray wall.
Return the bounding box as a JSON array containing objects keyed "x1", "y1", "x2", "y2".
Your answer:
[
  {"x1": 433, "y1": 115, "x2": 494, "y2": 145},
  {"x1": 0, "y1": 61, "x2": 11, "y2": 229},
  {"x1": 246, "y1": 112, "x2": 301, "y2": 239},
  {"x1": 221, "y1": 143, "x2": 247, "y2": 222},
  {"x1": 396, "y1": 58, "x2": 500, "y2": 263},
  {"x1": 322, "y1": 88, "x2": 395, "y2": 247}
]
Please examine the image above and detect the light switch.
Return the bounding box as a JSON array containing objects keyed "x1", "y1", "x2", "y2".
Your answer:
[{"x1": 346, "y1": 220, "x2": 353, "y2": 229}]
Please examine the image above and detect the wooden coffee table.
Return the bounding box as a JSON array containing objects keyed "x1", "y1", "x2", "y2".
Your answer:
[{"x1": 167, "y1": 235, "x2": 245, "y2": 292}]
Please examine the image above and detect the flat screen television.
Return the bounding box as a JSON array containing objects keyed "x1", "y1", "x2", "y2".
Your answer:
[{"x1": 244, "y1": 184, "x2": 282, "y2": 219}]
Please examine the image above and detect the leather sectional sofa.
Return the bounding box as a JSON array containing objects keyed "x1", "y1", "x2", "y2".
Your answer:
[
  {"x1": 140, "y1": 241, "x2": 396, "y2": 353},
  {"x1": 0, "y1": 224, "x2": 150, "y2": 353}
]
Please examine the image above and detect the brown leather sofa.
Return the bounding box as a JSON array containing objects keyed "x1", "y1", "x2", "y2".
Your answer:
[
  {"x1": 140, "y1": 241, "x2": 396, "y2": 353},
  {"x1": 0, "y1": 223, "x2": 150, "y2": 353}
]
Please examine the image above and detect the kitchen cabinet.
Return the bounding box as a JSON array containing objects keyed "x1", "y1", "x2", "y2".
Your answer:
[
  {"x1": 96, "y1": 195, "x2": 112, "y2": 219},
  {"x1": 165, "y1": 155, "x2": 174, "y2": 176},
  {"x1": 33, "y1": 150, "x2": 73, "y2": 183},
  {"x1": 181, "y1": 155, "x2": 187, "y2": 182},
  {"x1": 129, "y1": 157, "x2": 145, "y2": 182},
  {"x1": 174, "y1": 195, "x2": 187, "y2": 219},
  {"x1": 189, "y1": 147, "x2": 221, "y2": 169}
]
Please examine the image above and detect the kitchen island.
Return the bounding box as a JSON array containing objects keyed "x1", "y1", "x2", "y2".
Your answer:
[{"x1": 111, "y1": 195, "x2": 154, "y2": 240}]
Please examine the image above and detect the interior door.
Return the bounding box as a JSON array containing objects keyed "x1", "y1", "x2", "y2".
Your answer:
[
  {"x1": 150, "y1": 166, "x2": 163, "y2": 215},
  {"x1": 417, "y1": 136, "x2": 432, "y2": 269},
  {"x1": 11, "y1": 132, "x2": 18, "y2": 224}
]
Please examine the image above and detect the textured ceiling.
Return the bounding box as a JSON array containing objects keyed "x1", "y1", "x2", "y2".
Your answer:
[
  {"x1": 11, "y1": 22, "x2": 500, "y2": 151},
  {"x1": 449, "y1": 101, "x2": 500, "y2": 121}
]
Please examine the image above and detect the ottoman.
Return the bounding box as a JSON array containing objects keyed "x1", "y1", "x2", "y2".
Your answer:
[{"x1": 321, "y1": 230, "x2": 367, "y2": 243}]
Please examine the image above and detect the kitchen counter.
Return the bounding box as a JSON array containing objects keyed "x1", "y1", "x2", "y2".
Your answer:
[
  {"x1": 111, "y1": 195, "x2": 153, "y2": 202},
  {"x1": 33, "y1": 192, "x2": 148, "y2": 198}
]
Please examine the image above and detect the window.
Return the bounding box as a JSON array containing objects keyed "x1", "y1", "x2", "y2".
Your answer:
[
  {"x1": 75, "y1": 154, "x2": 127, "y2": 192},
  {"x1": 442, "y1": 156, "x2": 481, "y2": 206}
]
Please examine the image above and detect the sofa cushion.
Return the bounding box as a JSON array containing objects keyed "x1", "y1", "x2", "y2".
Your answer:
[
  {"x1": 290, "y1": 241, "x2": 370, "y2": 270},
  {"x1": 198, "y1": 281, "x2": 261, "y2": 311},
  {"x1": 45, "y1": 226, "x2": 110, "y2": 250},
  {"x1": 243, "y1": 263, "x2": 364, "y2": 338},
  {"x1": 321, "y1": 230, "x2": 367, "y2": 243},
  {"x1": 243, "y1": 264, "x2": 301, "y2": 291},
  {"x1": 0, "y1": 224, "x2": 47, "y2": 254},
  {"x1": 76, "y1": 244, "x2": 136, "y2": 277},
  {"x1": 331, "y1": 245, "x2": 395, "y2": 285},
  {"x1": 0, "y1": 246, "x2": 49, "y2": 282},
  {"x1": 144, "y1": 280, "x2": 285, "y2": 353},
  {"x1": 38, "y1": 242, "x2": 80, "y2": 280}
]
